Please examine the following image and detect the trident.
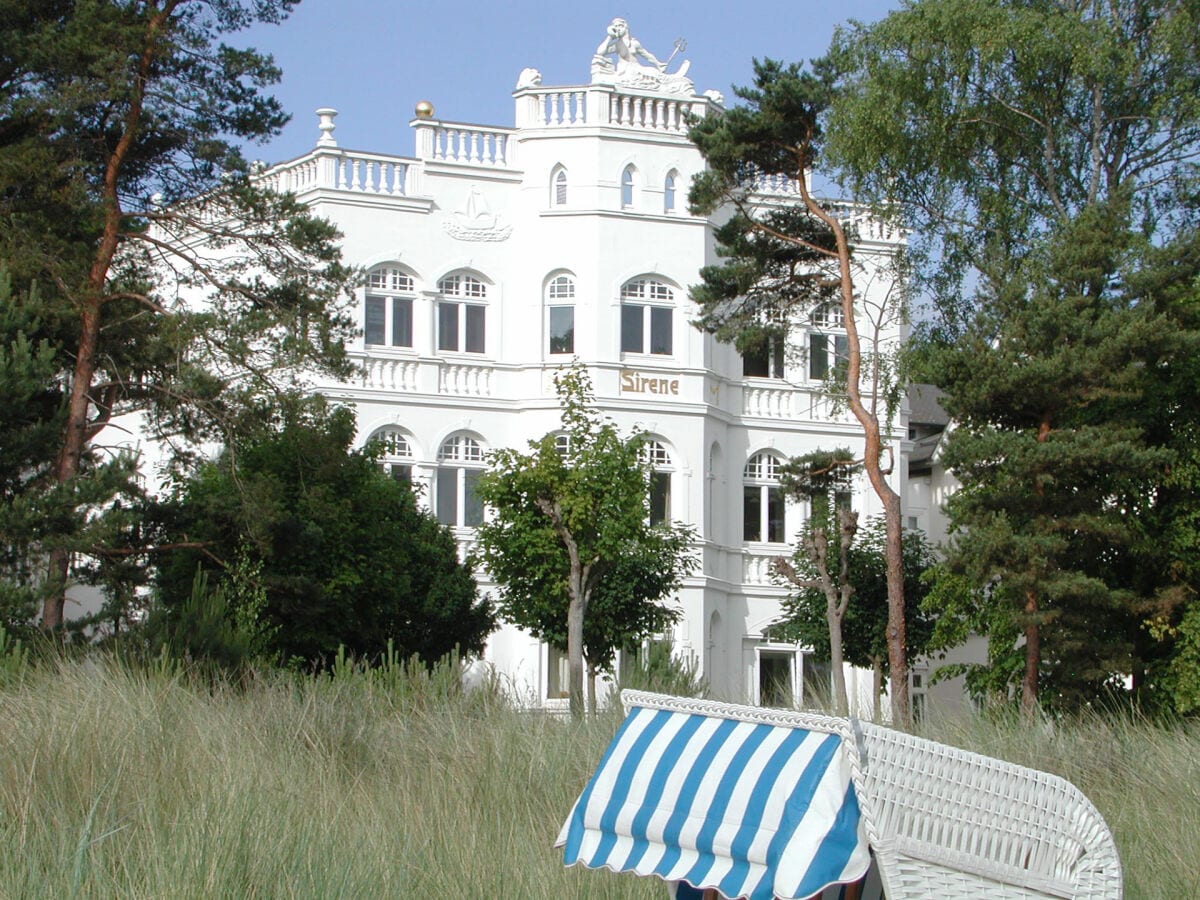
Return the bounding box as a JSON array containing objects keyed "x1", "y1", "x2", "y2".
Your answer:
[{"x1": 662, "y1": 37, "x2": 687, "y2": 70}]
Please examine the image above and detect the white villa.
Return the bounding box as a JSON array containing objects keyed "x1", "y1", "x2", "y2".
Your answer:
[{"x1": 253, "y1": 21, "x2": 951, "y2": 714}]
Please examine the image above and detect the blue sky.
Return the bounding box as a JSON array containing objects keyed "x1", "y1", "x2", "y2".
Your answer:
[{"x1": 241, "y1": 0, "x2": 901, "y2": 163}]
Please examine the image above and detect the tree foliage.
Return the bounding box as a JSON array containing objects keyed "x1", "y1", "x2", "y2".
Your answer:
[
  {"x1": 823, "y1": 0, "x2": 1200, "y2": 713},
  {"x1": 472, "y1": 367, "x2": 696, "y2": 717},
  {"x1": 688, "y1": 59, "x2": 913, "y2": 724},
  {"x1": 154, "y1": 402, "x2": 494, "y2": 668},
  {"x1": 0, "y1": 0, "x2": 356, "y2": 629}
]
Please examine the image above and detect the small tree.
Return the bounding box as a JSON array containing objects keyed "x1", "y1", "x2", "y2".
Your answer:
[
  {"x1": 473, "y1": 367, "x2": 696, "y2": 718},
  {"x1": 689, "y1": 60, "x2": 911, "y2": 724},
  {"x1": 780, "y1": 516, "x2": 938, "y2": 719}
]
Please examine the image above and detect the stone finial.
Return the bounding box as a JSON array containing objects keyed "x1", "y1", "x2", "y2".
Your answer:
[{"x1": 315, "y1": 108, "x2": 338, "y2": 147}]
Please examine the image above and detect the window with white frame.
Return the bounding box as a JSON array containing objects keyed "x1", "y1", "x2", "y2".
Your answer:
[
  {"x1": 435, "y1": 435, "x2": 485, "y2": 527},
  {"x1": 364, "y1": 266, "x2": 415, "y2": 348},
  {"x1": 437, "y1": 274, "x2": 487, "y2": 354},
  {"x1": 742, "y1": 334, "x2": 786, "y2": 379},
  {"x1": 620, "y1": 278, "x2": 674, "y2": 356},
  {"x1": 546, "y1": 274, "x2": 575, "y2": 355},
  {"x1": 663, "y1": 170, "x2": 678, "y2": 213},
  {"x1": 369, "y1": 427, "x2": 414, "y2": 484},
  {"x1": 809, "y1": 301, "x2": 848, "y2": 380},
  {"x1": 552, "y1": 166, "x2": 568, "y2": 206},
  {"x1": 621, "y1": 164, "x2": 637, "y2": 208},
  {"x1": 640, "y1": 439, "x2": 673, "y2": 525},
  {"x1": 744, "y1": 452, "x2": 785, "y2": 543}
]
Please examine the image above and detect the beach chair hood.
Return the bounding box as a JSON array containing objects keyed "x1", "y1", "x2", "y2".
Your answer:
[{"x1": 556, "y1": 691, "x2": 871, "y2": 900}]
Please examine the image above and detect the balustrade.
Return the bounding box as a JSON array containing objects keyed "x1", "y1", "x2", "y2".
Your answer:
[
  {"x1": 360, "y1": 357, "x2": 419, "y2": 392},
  {"x1": 260, "y1": 150, "x2": 413, "y2": 197},
  {"x1": 439, "y1": 363, "x2": 493, "y2": 397},
  {"x1": 742, "y1": 385, "x2": 794, "y2": 418},
  {"x1": 429, "y1": 124, "x2": 512, "y2": 166},
  {"x1": 534, "y1": 90, "x2": 587, "y2": 126}
]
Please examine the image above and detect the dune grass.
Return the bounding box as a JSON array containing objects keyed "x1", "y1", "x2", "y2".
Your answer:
[{"x1": 0, "y1": 655, "x2": 1195, "y2": 898}]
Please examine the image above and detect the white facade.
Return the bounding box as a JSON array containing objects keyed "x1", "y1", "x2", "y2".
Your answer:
[{"x1": 262, "y1": 33, "x2": 908, "y2": 712}]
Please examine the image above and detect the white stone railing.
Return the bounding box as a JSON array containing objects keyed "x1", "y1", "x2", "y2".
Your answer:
[
  {"x1": 514, "y1": 84, "x2": 711, "y2": 135},
  {"x1": 743, "y1": 550, "x2": 785, "y2": 586},
  {"x1": 260, "y1": 149, "x2": 415, "y2": 197},
  {"x1": 533, "y1": 89, "x2": 588, "y2": 126},
  {"x1": 806, "y1": 391, "x2": 859, "y2": 425},
  {"x1": 742, "y1": 384, "x2": 794, "y2": 418},
  {"x1": 608, "y1": 93, "x2": 696, "y2": 133},
  {"x1": 360, "y1": 357, "x2": 419, "y2": 392},
  {"x1": 439, "y1": 363, "x2": 493, "y2": 396},
  {"x1": 825, "y1": 202, "x2": 904, "y2": 243},
  {"x1": 416, "y1": 122, "x2": 514, "y2": 167}
]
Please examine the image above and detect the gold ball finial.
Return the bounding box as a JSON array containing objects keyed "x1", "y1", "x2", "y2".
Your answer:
[{"x1": 414, "y1": 100, "x2": 435, "y2": 119}]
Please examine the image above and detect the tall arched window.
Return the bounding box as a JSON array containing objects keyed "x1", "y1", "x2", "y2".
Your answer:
[
  {"x1": 620, "y1": 278, "x2": 674, "y2": 356},
  {"x1": 663, "y1": 170, "x2": 678, "y2": 213},
  {"x1": 436, "y1": 435, "x2": 485, "y2": 526},
  {"x1": 621, "y1": 165, "x2": 637, "y2": 208},
  {"x1": 368, "y1": 427, "x2": 415, "y2": 484},
  {"x1": 809, "y1": 301, "x2": 847, "y2": 380},
  {"x1": 364, "y1": 265, "x2": 416, "y2": 348},
  {"x1": 744, "y1": 452, "x2": 785, "y2": 543},
  {"x1": 640, "y1": 439, "x2": 673, "y2": 525},
  {"x1": 436, "y1": 272, "x2": 488, "y2": 354},
  {"x1": 551, "y1": 166, "x2": 568, "y2": 206},
  {"x1": 545, "y1": 273, "x2": 575, "y2": 355}
]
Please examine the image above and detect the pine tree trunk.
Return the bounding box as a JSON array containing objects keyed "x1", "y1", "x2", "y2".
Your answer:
[
  {"x1": 872, "y1": 656, "x2": 883, "y2": 721},
  {"x1": 1022, "y1": 590, "x2": 1040, "y2": 719}
]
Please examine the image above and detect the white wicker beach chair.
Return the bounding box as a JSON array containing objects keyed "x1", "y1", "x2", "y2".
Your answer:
[{"x1": 847, "y1": 721, "x2": 1122, "y2": 899}]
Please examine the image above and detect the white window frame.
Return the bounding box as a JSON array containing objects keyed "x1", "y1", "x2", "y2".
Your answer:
[
  {"x1": 436, "y1": 435, "x2": 485, "y2": 527},
  {"x1": 546, "y1": 274, "x2": 576, "y2": 356},
  {"x1": 744, "y1": 452, "x2": 786, "y2": 544},
  {"x1": 621, "y1": 164, "x2": 637, "y2": 208},
  {"x1": 369, "y1": 426, "x2": 415, "y2": 484},
  {"x1": 364, "y1": 266, "x2": 416, "y2": 349},
  {"x1": 620, "y1": 279, "x2": 674, "y2": 356},
  {"x1": 640, "y1": 439, "x2": 673, "y2": 525},
  {"x1": 436, "y1": 274, "x2": 488, "y2": 355}
]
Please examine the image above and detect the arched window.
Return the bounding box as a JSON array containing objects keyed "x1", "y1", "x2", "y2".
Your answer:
[
  {"x1": 436, "y1": 272, "x2": 488, "y2": 354},
  {"x1": 809, "y1": 301, "x2": 847, "y2": 380},
  {"x1": 436, "y1": 435, "x2": 485, "y2": 527},
  {"x1": 364, "y1": 265, "x2": 416, "y2": 348},
  {"x1": 663, "y1": 170, "x2": 678, "y2": 213},
  {"x1": 744, "y1": 452, "x2": 785, "y2": 543},
  {"x1": 621, "y1": 165, "x2": 637, "y2": 208},
  {"x1": 368, "y1": 426, "x2": 415, "y2": 484},
  {"x1": 546, "y1": 274, "x2": 575, "y2": 355},
  {"x1": 620, "y1": 278, "x2": 674, "y2": 356},
  {"x1": 552, "y1": 166, "x2": 568, "y2": 206},
  {"x1": 640, "y1": 439, "x2": 673, "y2": 525}
]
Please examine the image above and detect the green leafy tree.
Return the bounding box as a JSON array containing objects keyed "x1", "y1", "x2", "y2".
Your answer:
[
  {"x1": 0, "y1": 1, "x2": 357, "y2": 629},
  {"x1": 779, "y1": 516, "x2": 938, "y2": 719},
  {"x1": 154, "y1": 402, "x2": 494, "y2": 667},
  {"x1": 688, "y1": 60, "x2": 912, "y2": 724},
  {"x1": 473, "y1": 367, "x2": 696, "y2": 718},
  {"x1": 823, "y1": 0, "x2": 1200, "y2": 713}
]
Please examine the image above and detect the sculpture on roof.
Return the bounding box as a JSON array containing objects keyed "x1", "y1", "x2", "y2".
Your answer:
[{"x1": 591, "y1": 18, "x2": 694, "y2": 95}]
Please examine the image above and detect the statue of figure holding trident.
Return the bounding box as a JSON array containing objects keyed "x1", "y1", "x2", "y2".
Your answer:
[{"x1": 591, "y1": 18, "x2": 694, "y2": 95}]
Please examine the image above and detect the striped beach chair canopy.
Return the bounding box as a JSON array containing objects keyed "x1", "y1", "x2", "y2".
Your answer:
[{"x1": 557, "y1": 691, "x2": 872, "y2": 900}]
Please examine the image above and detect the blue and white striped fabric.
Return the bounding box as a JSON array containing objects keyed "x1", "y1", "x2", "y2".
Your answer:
[{"x1": 557, "y1": 698, "x2": 871, "y2": 900}]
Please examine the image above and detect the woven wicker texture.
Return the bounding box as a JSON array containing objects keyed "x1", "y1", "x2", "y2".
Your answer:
[{"x1": 849, "y1": 722, "x2": 1122, "y2": 899}]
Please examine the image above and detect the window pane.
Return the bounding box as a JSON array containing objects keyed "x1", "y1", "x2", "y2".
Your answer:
[
  {"x1": 767, "y1": 486, "x2": 785, "y2": 543},
  {"x1": 549, "y1": 306, "x2": 574, "y2": 354},
  {"x1": 464, "y1": 469, "x2": 484, "y2": 526},
  {"x1": 465, "y1": 304, "x2": 485, "y2": 353},
  {"x1": 809, "y1": 333, "x2": 829, "y2": 380},
  {"x1": 664, "y1": 174, "x2": 676, "y2": 212},
  {"x1": 650, "y1": 306, "x2": 672, "y2": 355},
  {"x1": 438, "y1": 302, "x2": 459, "y2": 352},
  {"x1": 743, "y1": 344, "x2": 768, "y2": 377},
  {"x1": 650, "y1": 471, "x2": 670, "y2": 525},
  {"x1": 392, "y1": 297, "x2": 412, "y2": 347},
  {"x1": 621, "y1": 303, "x2": 643, "y2": 353},
  {"x1": 390, "y1": 464, "x2": 412, "y2": 484},
  {"x1": 555, "y1": 171, "x2": 567, "y2": 205},
  {"x1": 771, "y1": 339, "x2": 785, "y2": 378},
  {"x1": 621, "y1": 167, "x2": 634, "y2": 207},
  {"x1": 436, "y1": 467, "x2": 458, "y2": 525},
  {"x1": 834, "y1": 334, "x2": 849, "y2": 370},
  {"x1": 743, "y1": 486, "x2": 762, "y2": 542},
  {"x1": 365, "y1": 296, "x2": 385, "y2": 345}
]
